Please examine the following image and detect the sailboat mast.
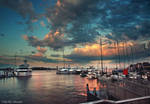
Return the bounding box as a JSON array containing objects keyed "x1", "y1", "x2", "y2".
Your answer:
[
  {"x1": 114, "y1": 42, "x2": 118, "y2": 69},
  {"x1": 63, "y1": 48, "x2": 65, "y2": 68},
  {"x1": 125, "y1": 41, "x2": 130, "y2": 66},
  {"x1": 117, "y1": 40, "x2": 121, "y2": 69},
  {"x1": 123, "y1": 42, "x2": 126, "y2": 69},
  {"x1": 100, "y1": 38, "x2": 103, "y2": 74},
  {"x1": 130, "y1": 45, "x2": 134, "y2": 64},
  {"x1": 15, "y1": 54, "x2": 16, "y2": 67}
]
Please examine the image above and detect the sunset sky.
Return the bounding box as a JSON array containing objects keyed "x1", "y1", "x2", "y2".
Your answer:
[{"x1": 0, "y1": 0, "x2": 150, "y2": 68}]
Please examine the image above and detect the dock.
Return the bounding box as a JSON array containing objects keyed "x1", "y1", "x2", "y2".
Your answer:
[
  {"x1": 106, "y1": 79, "x2": 150, "y2": 99},
  {"x1": 81, "y1": 96, "x2": 150, "y2": 104},
  {"x1": 85, "y1": 78, "x2": 150, "y2": 104},
  {"x1": 0, "y1": 68, "x2": 15, "y2": 78}
]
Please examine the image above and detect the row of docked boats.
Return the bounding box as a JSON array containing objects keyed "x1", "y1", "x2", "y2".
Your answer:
[
  {"x1": 56, "y1": 67, "x2": 87, "y2": 74},
  {"x1": 56, "y1": 67, "x2": 99, "y2": 80},
  {"x1": 79, "y1": 66, "x2": 150, "y2": 81},
  {"x1": 56, "y1": 66, "x2": 127, "y2": 80}
]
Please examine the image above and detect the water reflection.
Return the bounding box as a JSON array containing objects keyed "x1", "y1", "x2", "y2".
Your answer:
[
  {"x1": 74, "y1": 76, "x2": 101, "y2": 96},
  {"x1": 16, "y1": 77, "x2": 31, "y2": 88},
  {"x1": 0, "y1": 71, "x2": 101, "y2": 104}
]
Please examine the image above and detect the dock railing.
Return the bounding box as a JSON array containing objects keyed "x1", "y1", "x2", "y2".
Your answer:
[
  {"x1": 85, "y1": 78, "x2": 150, "y2": 104},
  {"x1": 106, "y1": 79, "x2": 150, "y2": 99},
  {"x1": 81, "y1": 96, "x2": 150, "y2": 104}
]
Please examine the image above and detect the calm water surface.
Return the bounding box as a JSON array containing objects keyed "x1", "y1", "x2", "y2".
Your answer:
[{"x1": 0, "y1": 70, "x2": 100, "y2": 104}]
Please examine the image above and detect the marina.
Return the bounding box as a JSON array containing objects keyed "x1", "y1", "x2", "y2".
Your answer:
[
  {"x1": 82, "y1": 66, "x2": 150, "y2": 103},
  {"x1": 1, "y1": 0, "x2": 150, "y2": 104},
  {"x1": 0, "y1": 70, "x2": 99, "y2": 104},
  {"x1": 1, "y1": 62, "x2": 150, "y2": 104}
]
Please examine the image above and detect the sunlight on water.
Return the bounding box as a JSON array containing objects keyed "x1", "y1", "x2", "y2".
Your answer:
[{"x1": 0, "y1": 70, "x2": 101, "y2": 104}]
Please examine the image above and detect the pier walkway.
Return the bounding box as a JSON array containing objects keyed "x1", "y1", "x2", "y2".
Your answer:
[
  {"x1": 81, "y1": 96, "x2": 150, "y2": 104},
  {"x1": 106, "y1": 79, "x2": 150, "y2": 99},
  {"x1": 85, "y1": 78, "x2": 150, "y2": 104}
]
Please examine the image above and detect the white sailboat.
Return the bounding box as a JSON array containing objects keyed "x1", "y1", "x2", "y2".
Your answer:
[{"x1": 56, "y1": 48, "x2": 70, "y2": 74}]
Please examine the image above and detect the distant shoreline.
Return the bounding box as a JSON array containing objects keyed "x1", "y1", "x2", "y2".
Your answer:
[{"x1": 0, "y1": 67, "x2": 57, "y2": 70}]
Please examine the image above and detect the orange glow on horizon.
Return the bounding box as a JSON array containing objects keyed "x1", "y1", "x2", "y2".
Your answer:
[{"x1": 73, "y1": 40, "x2": 135, "y2": 57}]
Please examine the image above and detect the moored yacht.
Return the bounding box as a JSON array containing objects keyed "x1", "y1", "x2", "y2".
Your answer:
[
  {"x1": 56, "y1": 67, "x2": 70, "y2": 74},
  {"x1": 15, "y1": 60, "x2": 32, "y2": 77}
]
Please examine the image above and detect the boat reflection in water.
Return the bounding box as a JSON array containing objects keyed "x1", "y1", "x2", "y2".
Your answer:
[{"x1": 0, "y1": 70, "x2": 102, "y2": 104}]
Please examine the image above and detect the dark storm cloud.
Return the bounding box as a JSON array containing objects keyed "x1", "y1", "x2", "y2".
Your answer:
[
  {"x1": 46, "y1": 0, "x2": 98, "y2": 28},
  {"x1": 2, "y1": 0, "x2": 149, "y2": 63},
  {"x1": 45, "y1": 0, "x2": 150, "y2": 47},
  {"x1": 23, "y1": 35, "x2": 44, "y2": 47},
  {"x1": 45, "y1": 0, "x2": 101, "y2": 45},
  {"x1": 1, "y1": 0, "x2": 150, "y2": 47},
  {"x1": 21, "y1": 0, "x2": 150, "y2": 65},
  {"x1": 19, "y1": 0, "x2": 150, "y2": 50},
  {"x1": 0, "y1": 0, "x2": 39, "y2": 32},
  {"x1": 23, "y1": 32, "x2": 68, "y2": 50},
  {"x1": 0, "y1": 0, "x2": 37, "y2": 19},
  {"x1": 101, "y1": 0, "x2": 150, "y2": 40}
]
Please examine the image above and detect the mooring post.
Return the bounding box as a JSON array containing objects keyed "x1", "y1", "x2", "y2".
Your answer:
[
  {"x1": 86, "y1": 84, "x2": 89, "y2": 93},
  {"x1": 93, "y1": 88, "x2": 97, "y2": 96}
]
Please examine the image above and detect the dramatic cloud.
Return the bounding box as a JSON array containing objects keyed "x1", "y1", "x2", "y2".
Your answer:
[
  {"x1": 0, "y1": 0, "x2": 37, "y2": 19},
  {"x1": 45, "y1": 0, "x2": 101, "y2": 44},
  {"x1": 23, "y1": 30, "x2": 66, "y2": 50},
  {"x1": 2, "y1": 0, "x2": 150, "y2": 45},
  {"x1": 23, "y1": 35, "x2": 43, "y2": 47},
  {"x1": 2, "y1": 0, "x2": 150, "y2": 65},
  {"x1": 0, "y1": 0, "x2": 39, "y2": 32},
  {"x1": 100, "y1": 0, "x2": 150, "y2": 40},
  {"x1": 21, "y1": 0, "x2": 150, "y2": 50},
  {"x1": 31, "y1": 46, "x2": 47, "y2": 57},
  {"x1": 64, "y1": 42, "x2": 115, "y2": 63},
  {"x1": 73, "y1": 43, "x2": 117, "y2": 57},
  {"x1": 44, "y1": 0, "x2": 150, "y2": 47},
  {"x1": 65, "y1": 40, "x2": 150, "y2": 63},
  {"x1": 36, "y1": 46, "x2": 47, "y2": 54}
]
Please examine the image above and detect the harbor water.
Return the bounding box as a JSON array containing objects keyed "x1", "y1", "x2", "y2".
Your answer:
[{"x1": 0, "y1": 70, "x2": 100, "y2": 104}]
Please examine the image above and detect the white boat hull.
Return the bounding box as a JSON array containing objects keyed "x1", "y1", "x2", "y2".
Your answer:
[{"x1": 15, "y1": 69, "x2": 32, "y2": 77}]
